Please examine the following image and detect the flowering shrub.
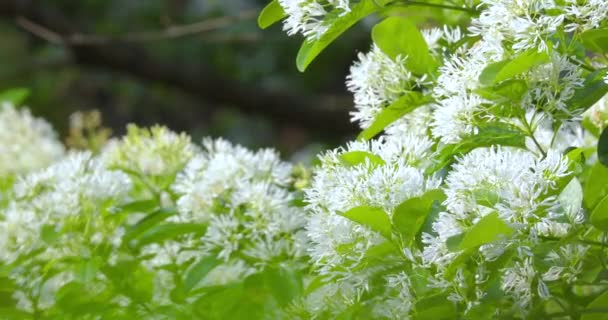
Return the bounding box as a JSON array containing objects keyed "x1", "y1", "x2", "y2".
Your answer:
[{"x1": 1, "y1": 0, "x2": 608, "y2": 318}]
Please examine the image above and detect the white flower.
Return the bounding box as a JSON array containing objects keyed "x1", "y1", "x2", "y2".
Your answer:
[
  {"x1": 169, "y1": 138, "x2": 306, "y2": 265},
  {"x1": 564, "y1": 0, "x2": 608, "y2": 32},
  {"x1": 305, "y1": 134, "x2": 440, "y2": 279},
  {"x1": 103, "y1": 124, "x2": 197, "y2": 178},
  {"x1": 279, "y1": 0, "x2": 352, "y2": 40},
  {"x1": 346, "y1": 45, "x2": 417, "y2": 128},
  {"x1": 0, "y1": 103, "x2": 64, "y2": 176},
  {"x1": 501, "y1": 258, "x2": 537, "y2": 308}
]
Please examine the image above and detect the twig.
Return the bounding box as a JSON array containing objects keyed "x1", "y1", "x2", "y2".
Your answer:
[
  {"x1": 394, "y1": 0, "x2": 480, "y2": 14},
  {"x1": 17, "y1": 10, "x2": 257, "y2": 45}
]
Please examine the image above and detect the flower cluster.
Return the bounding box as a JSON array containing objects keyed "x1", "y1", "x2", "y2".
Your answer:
[{"x1": 0, "y1": 103, "x2": 64, "y2": 176}]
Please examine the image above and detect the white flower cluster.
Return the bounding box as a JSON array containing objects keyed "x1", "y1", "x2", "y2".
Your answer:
[
  {"x1": 0, "y1": 103, "x2": 64, "y2": 176},
  {"x1": 279, "y1": 0, "x2": 607, "y2": 317},
  {"x1": 141, "y1": 138, "x2": 307, "y2": 293},
  {"x1": 279, "y1": 0, "x2": 351, "y2": 40},
  {"x1": 0, "y1": 152, "x2": 132, "y2": 310}
]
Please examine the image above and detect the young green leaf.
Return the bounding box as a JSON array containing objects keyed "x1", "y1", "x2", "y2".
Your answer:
[
  {"x1": 392, "y1": 189, "x2": 446, "y2": 243},
  {"x1": 183, "y1": 256, "x2": 222, "y2": 292},
  {"x1": 358, "y1": 91, "x2": 431, "y2": 141},
  {"x1": 296, "y1": 0, "x2": 384, "y2": 72},
  {"x1": 340, "y1": 150, "x2": 386, "y2": 166},
  {"x1": 338, "y1": 206, "x2": 392, "y2": 239},
  {"x1": 590, "y1": 195, "x2": 608, "y2": 231},
  {"x1": 584, "y1": 163, "x2": 608, "y2": 210},
  {"x1": 478, "y1": 50, "x2": 548, "y2": 85},
  {"x1": 567, "y1": 69, "x2": 608, "y2": 112},
  {"x1": 432, "y1": 122, "x2": 527, "y2": 172},
  {"x1": 134, "y1": 223, "x2": 207, "y2": 248},
  {"x1": 580, "y1": 28, "x2": 608, "y2": 54},
  {"x1": 415, "y1": 293, "x2": 457, "y2": 320},
  {"x1": 558, "y1": 178, "x2": 583, "y2": 218},
  {"x1": 372, "y1": 16, "x2": 435, "y2": 75},
  {"x1": 599, "y1": 127, "x2": 608, "y2": 167},
  {"x1": 458, "y1": 212, "x2": 513, "y2": 250},
  {"x1": 258, "y1": 0, "x2": 286, "y2": 29},
  {"x1": 581, "y1": 289, "x2": 608, "y2": 320},
  {"x1": 0, "y1": 88, "x2": 30, "y2": 106},
  {"x1": 123, "y1": 208, "x2": 176, "y2": 245}
]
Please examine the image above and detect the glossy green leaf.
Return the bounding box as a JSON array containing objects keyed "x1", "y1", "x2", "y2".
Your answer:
[
  {"x1": 590, "y1": 195, "x2": 608, "y2": 231},
  {"x1": 296, "y1": 0, "x2": 384, "y2": 72},
  {"x1": 338, "y1": 206, "x2": 392, "y2": 238},
  {"x1": 581, "y1": 28, "x2": 608, "y2": 54},
  {"x1": 134, "y1": 222, "x2": 207, "y2": 248},
  {"x1": 393, "y1": 189, "x2": 446, "y2": 243},
  {"x1": 475, "y1": 79, "x2": 528, "y2": 103},
  {"x1": 581, "y1": 290, "x2": 608, "y2": 320},
  {"x1": 358, "y1": 91, "x2": 431, "y2": 140},
  {"x1": 263, "y1": 267, "x2": 303, "y2": 306},
  {"x1": 123, "y1": 208, "x2": 176, "y2": 245},
  {"x1": 0, "y1": 88, "x2": 30, "y2": 105},
  {"x1": 118, "y1": 199, "x2": 159, "y2": 214},
  {"x1": 567, "y1": 69, "x2": 608, "y2": 112},
  {"x1": 415, "y1": 294, "x2": 457, "y2": 320},
  {"x1": 372, "y1": 16, "x2": 435, "y2": 74},
  {"x1": 257, "y1": 1, "x2": 286, "y2": 29},
  {"x1": 584, "y1": 163, "x2": 608, "y2": 210},
  {"x1": 599, "y1": 127, "x2": 608, "y2": 167},
  {"x1": 183, "y1": 256, "x2": 222, "y2": 292},
  {"x1": 557, "y1": 178, "x2": 583, "y2": 217},
  {"x1": 340, "y1": 150, "x2": 385, "y2": 166},
  {"x1": 433, "y1": 122, "x2": 527, "y2": 172},
  {"x1": 459, "y1": 212, "x2": 513, "y2": 250},
  {"x1": 478, "y1": 50, "x2": 548, "y2": 85}
]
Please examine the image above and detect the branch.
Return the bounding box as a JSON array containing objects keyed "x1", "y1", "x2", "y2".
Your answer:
[{"x1": 0, "y1": 1, "x2": 356, "y2": 136}]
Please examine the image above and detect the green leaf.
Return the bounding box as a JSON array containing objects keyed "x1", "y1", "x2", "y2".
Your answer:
[
  {"x1": 599, "y1": 127, "x2": 608, "y2": 167},
  {"x1": 581, "y1": 290, "x2": 608, "y2": 320},
  {"x1": 296, "y1": 0, "x2": 383, "y2": 72},
  {"x1": 123, "y1": 208, "x2": 176, "y2": 245},
  {"x1": 446, "y1": 233, "x2": 465, "y2": 252},
  {"x1": 459, "y1": 212, "x2": 513, "y2": 250},
  {"x1": 567, "y1": 69, "x2": 608, "y2": 112},
  {"x1": 338, "y1": 206, "x2": 392, "y2": 239},
  {"x1": 584, "y1": 162, "x2": 608, "y2": 210},
  {"x1": 183, "y1": 256, "x2": 222, "y2": 292},
  {"x1": 119, "y1": 199, "x2": 159, "y2": 214},
  {"x1": 135, "y1": 223, "x2": 207, "y2": 248},
  {"x1": 340, "y1": 151, "x2": 385, "y2": 166},
  {"x1": 475, "y1": 79, "x2": 528, "y2": 103},
  {"x1": 41, "y1": 224, "x2": 60, "y2": 244},
  {"x1": 478, "y1": 50, "x2": 548, "y2": 85},
  {"x1": 479, "y1": 60, "x2": 510, "y2": 86},
  {"x1": 590, "y1": 195, "x2": 608, "y2": 231},
  {"x1": 393, "y1": 189, "x2": 446, "y2": 243},
  {"x1": 453, "y1": 212, "x2": 513, "y2": 250},
  {"x1": 262, "y1": 267, "x2": 303, "y2": 306},
  {"x1": 257, "y1": 0, "x2": 286, "y2": 29},
  {"x1": 557, "y1": 178, "x2": 583, "y2": 217},
  {"x1": 76, "y1": 259, "x2": 100, "y2": 283},
  {"x1": 358, "y1": 91, "x2": 431, "y2": 140},
  {"x1": 372, "y1": 16, "x2": 435, "y2": 74},
  {"x1": 581, "y1": 28, "x2": 608, "y2": 54},
  {"x1": 0, "y1": 88, "x2": 30, "y2": 105},
  {"x1": 433, "y1": 122, "x2": 527, "y2": 172},
  {"x1": 415, "y1": 294, "x2": 457, "y2": 320}
]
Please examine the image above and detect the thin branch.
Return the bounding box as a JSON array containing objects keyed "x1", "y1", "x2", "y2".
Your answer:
[
  {"x1": 17, "y1": 10, "x2": 257, "y2": 45},
  {"x1": 394, "y1": 0, "x2": 480, "y2": 14}
]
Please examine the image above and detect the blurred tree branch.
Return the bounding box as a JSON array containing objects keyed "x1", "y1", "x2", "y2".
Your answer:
[{"x1": 0, "y1": 0, "x2": 356, "y2": 136}]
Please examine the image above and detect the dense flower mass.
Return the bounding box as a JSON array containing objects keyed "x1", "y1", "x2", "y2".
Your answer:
[
  {"x1": 0, "y1": 103, "x2": 64, "y2": 176},
  {"x1": 0, "y1": 0, "x2": 607, "y2": 318}
]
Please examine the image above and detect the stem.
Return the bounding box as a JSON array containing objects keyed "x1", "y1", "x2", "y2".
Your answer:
[{"x1": 394, "y1": 0, "x2": 480, "y2": 14}]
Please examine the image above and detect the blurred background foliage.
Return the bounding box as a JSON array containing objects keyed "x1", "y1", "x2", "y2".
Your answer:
[{"x1": 0, "y1": 0, "x2": 467, "y2": 158}]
